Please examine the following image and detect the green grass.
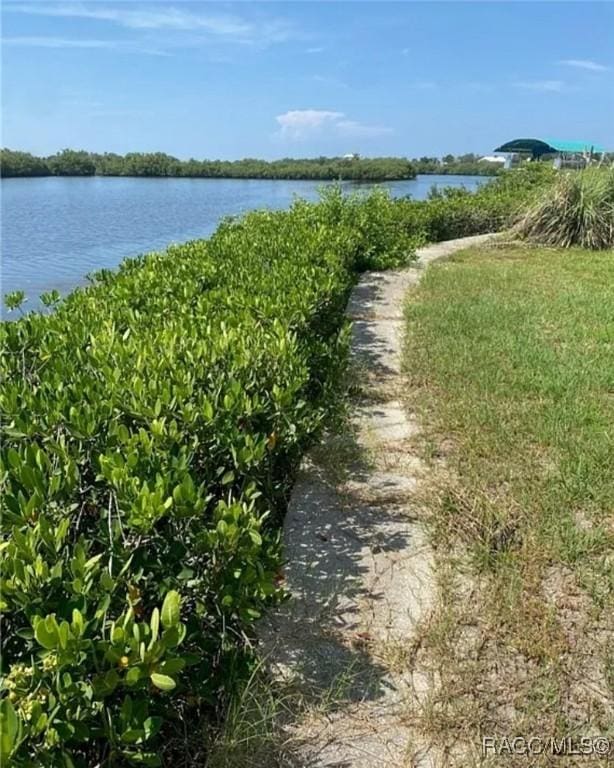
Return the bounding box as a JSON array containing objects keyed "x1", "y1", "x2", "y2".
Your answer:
[{"x1": 403, "y1": 243, "x2": 614, "y2": 755}]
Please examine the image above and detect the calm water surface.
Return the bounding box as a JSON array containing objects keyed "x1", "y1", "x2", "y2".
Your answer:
[{"x1": 1, "y1": 174, "x2": 484, "y2": 306}]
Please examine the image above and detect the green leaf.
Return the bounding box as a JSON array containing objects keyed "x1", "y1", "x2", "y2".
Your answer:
[
  {"x1": 72, "y1": 608, "x2": 85, "y2": 636},
  {"x1": 149, "y1": 607, "x2": 160, "y2": 643},
  {"x1": 142, "y1": 716, "x2": 162, "y2": 741},
  {"x1": 55, "y1": 721, "x2": 76, "y2": 739},
  {"x1": 125, "y1": 752, "x2": 162, "y2": 766},
  {"x1": 121, "y1": 728, "x2": 145, "y2": 744},
  {"x1": 120, "y1": 695, "x2": 133, "y2": 724},
  {"x1": 160, "y1": 624, "x2": 186, "y2": 649},
  {"x1": 100, "y1": 570, "x2": 114, "y2": 591},
  {"x1": 85, "y1": 552, "x2": 104, "y2": 571},
  {"x1": 160, "y1": 590, "x2": 180, "y2": 629},
  {"x1": 58, "y1": 620, "x2": 71, "y2": 649},
  {"x1": 125, "y1": 667, "x2": 143, "y2": 686},
  {"x1": 34, "y1": 615, "x2": 58, "y2": 649},
  {"x1": 7, "y1": 448, "x2": 20, "y2": 470},
  {"x1": 92, "y1": 669, "x2": 120, "y2": 698},
  {"x1": 105, "y1": 669, "x2": 120, "y2": 690},
  {"x1": 4, "y1": 290, "x2": 25, "y2": 312},
  {"x1": 33, "y1": 713, "x2": 48, "y2": 734},
  {"x1": 0, "y1": 699, "x2": 19, "y2": 761},
  {"x1": 150, "y1": 672, "x2": 176, "y2": 691},
  {"x1": 157, "y1": 658, "x2": 185, "y2": 676}
]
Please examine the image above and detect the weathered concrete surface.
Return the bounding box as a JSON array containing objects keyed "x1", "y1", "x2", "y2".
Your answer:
[{"x1": 258, "y1": 234, "x2": 494, "y2": 767}]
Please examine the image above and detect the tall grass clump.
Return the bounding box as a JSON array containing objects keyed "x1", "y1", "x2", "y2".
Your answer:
[{"x1": 515, "y1": 167, "x2": 614, "y2": 249}]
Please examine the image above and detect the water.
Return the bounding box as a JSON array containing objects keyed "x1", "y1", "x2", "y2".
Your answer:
[{"x1": 1, "y1": 174, "x2": 484, "y2": 306}]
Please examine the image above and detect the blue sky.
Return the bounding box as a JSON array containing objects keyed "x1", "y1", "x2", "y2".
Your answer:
[{"x1": 2, "y1": 1, "x2": 612, "y2": 159}]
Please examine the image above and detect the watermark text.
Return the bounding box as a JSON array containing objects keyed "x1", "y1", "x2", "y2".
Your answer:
[{"x1": 482, "y1": 736, "x2": 613, "y2": 758}]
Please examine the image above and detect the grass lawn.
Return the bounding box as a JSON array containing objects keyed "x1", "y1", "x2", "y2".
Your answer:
[{"x1": 403, "y1": 243, "x2": 614, "y2": 763}]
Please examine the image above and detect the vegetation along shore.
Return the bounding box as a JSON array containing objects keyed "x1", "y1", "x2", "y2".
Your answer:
[
  {"x1": 0, "y1": 149, "x2": 503, "y2": 181},
  {"x1": 0, "y1": 164, "x2": 578, "y2": 767}
]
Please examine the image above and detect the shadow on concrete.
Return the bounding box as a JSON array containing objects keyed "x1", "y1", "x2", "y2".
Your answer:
[{"x1": 259, "y1": 426, "x2": 414, "y2": 709}]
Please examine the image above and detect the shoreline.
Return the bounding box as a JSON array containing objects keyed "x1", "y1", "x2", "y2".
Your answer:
[
  {"x1": 0, "y1": 170, "x2": 495, "y2": 181},
  {"x1": 1, "y1": 174, "x2": 488, "y2": 307}
]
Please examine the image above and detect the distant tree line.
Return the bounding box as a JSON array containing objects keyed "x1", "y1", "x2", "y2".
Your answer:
[
  {"x1": 0, "y1": 149, "x2": 419, "y2": 181},
  {"x1": 413, "y1": 153, "x2": 502, "y2": 176},
  {"x1": 0, "y1": 149, "x2": 509, "y2": 180}
]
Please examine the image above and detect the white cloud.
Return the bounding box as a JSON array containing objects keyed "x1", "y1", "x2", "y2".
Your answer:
[
  {"x1": 4, "y1": 3, "x2": 293, "y2": 44},
  {"x1": 335, "y1": 119, "x2": 393, "y2": 138},
  {"x1": 306, "y1": 47, "x2": 324, "y2": 54},
  {"x1": 559, "y1": 58, "x2": 609, "y2": 72},
  {"x1": 276, "y1": 110, "x2": 344, "y2": 138},
  {"x1": 3, "y1": 35, "x2": 117, "y2": 49},
  {"x1": 513, "y1": 79, "x2": 565, "y2": 92},
  {"x1": 275, "y1": 109, "x2": 391, "y2": 140},
  {"x1": 2, "y1": 35, "x2": 168, "y2": 55}
]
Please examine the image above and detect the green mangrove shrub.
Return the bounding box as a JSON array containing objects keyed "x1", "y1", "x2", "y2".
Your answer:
[
  {"x1": 0, "y1": 149, "x2": 417, "y2": 181},
  {"x1": 514, "y1": 167, "x2": 614, "y2": 249},
  {"x1": 396, "y1": 163, "x2": 556, "y2": 242},
  {"x1": 0, "y1": 190, "x2": 419, "y2": 767},
  {"x1": 0, "y1": 175, "x2": 548, "y2": 765}
]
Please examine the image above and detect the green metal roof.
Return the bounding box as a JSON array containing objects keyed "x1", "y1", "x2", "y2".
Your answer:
[
  {"x1": 494, "y1": 137, "x2": 606, "y2": 155},
  {"x1": 545, "y1": 138, "x2": 606, "y2": 153}
]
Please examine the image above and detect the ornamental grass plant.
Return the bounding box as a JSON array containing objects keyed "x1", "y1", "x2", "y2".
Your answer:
[{"x1": 515, "y1": 167, "x2": 614, "y2": 249}]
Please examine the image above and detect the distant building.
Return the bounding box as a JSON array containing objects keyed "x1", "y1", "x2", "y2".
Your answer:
[
  {"x1": 342, "y1": 153, "x2": 360, "y2": 160},
  {"x1": 493, "y1": 137, "x2": 606, "y2": 168},
  {"x1": 478, "y1": 155, "x2": 507, "y2": 164}
]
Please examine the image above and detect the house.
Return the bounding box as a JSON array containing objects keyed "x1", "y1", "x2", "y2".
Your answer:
[{"x1": 478, "y1": 155, "x2": 507, "y2": 164}]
